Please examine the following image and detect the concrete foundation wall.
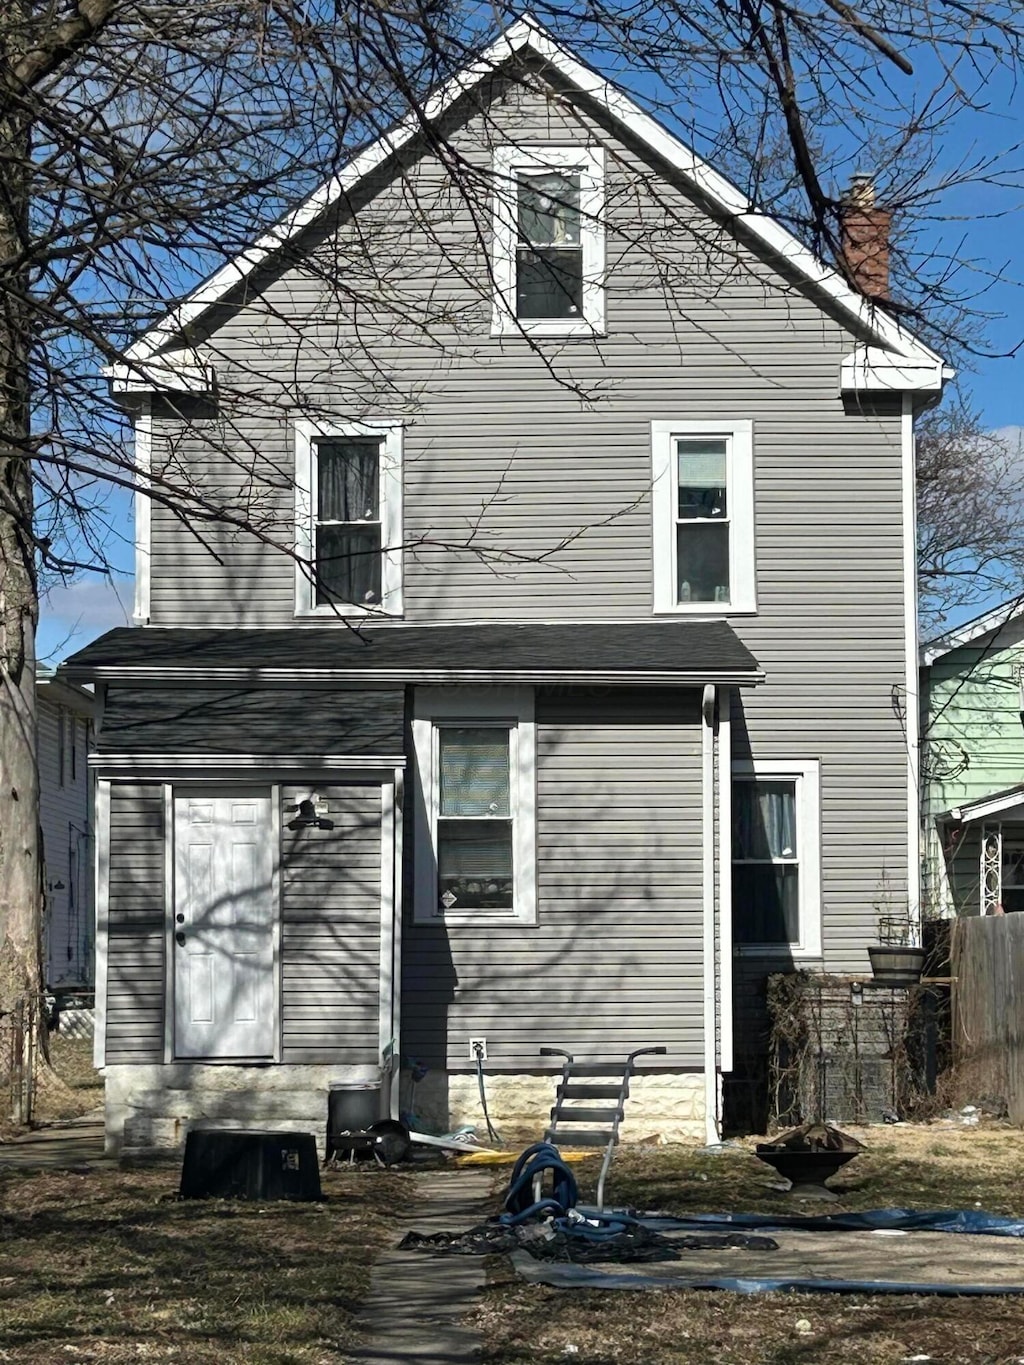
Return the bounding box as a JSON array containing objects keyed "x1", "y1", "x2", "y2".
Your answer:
[
  {"x1": 406, "y1": 1069, "x2": 707, "y2": 1143},
  {"x1": 104, "y1": 1062, "x2": 383, "y2": 1159},
  {"x1": 104, "y1": 1062, "x2": 708, "y2": 1157}
]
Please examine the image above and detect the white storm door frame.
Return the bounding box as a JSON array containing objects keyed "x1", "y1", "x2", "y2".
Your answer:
[{"x1": 166, "y1": 784, "x2": 281, "y2": 1063}]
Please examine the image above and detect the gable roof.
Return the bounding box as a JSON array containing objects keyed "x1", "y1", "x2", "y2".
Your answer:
[
  {"x1": 920, "y1": 598, "x2": 1024, "y2": 666},
  {"x1": 115, "y1": 14, "x2": 948, "y2": 391}
]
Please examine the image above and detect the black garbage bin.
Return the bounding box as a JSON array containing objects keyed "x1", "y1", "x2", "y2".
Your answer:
[
  {"x1": 179, "y1": 1128, "x2": 322, "y2": 1201},
  {"x1": 327, "y1": 1083, "x2": 382, "y2": 1159}
]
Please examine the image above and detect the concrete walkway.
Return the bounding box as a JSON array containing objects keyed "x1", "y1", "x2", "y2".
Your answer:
[
  {"x1": 0, "y1": 1111, "x2": 111, "y2": 1170},
  {"x1": 347, "y1": 1167, "x2": 495, "y2": 1364}
]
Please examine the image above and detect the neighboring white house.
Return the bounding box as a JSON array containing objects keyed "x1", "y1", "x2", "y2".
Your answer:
[{"x1": 37, "y1": 671, "x2": 98, "y2": 992}]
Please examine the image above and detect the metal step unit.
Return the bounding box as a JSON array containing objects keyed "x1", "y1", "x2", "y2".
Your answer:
[{"x1": 539, "y1": 1044, "x2": 667, "y2": 1211}]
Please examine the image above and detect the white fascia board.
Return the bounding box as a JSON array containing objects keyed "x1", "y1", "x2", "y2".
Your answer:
[
  {"x1": 840, "y1": 345, "x2": 947, "y2": 395},
  {"x1": 947, "y1": 786, "x2": 1024, "y2": 824},
  {"x1": 920, "y1": 599, "x2": 1024, "y2": 666},
  {"x1": 105, "y1": 361, "x2": 214, "y2": 394},
  {"x1": 67, "y1": 665, "x2": 766, "y2": 687},
  {"x1": 122, "y1": 15, "x2": 944, "y2": 377}
]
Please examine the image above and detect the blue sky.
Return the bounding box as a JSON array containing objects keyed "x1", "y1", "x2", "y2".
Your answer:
[{"x1": 36, "y1": 33, "x2": 1024, "y2": 663}]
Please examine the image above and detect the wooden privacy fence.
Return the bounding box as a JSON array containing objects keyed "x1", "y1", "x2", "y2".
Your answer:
[{"x1": 951, "y1": 915, "x2": 1024, "y2": 1124}]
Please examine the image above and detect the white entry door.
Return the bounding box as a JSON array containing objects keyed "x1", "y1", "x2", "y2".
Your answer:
[{"x1": 173, "y1": 788, "x2": 276, "y2": 1059}]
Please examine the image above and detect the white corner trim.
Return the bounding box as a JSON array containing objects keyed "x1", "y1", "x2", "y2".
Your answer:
[
  {"x1": 293, "y1": 418, "x2": 404, "y2": 618},
  {"x1": 379, "y1": 780, "x2": 396, "y2": 1073},
  {"x1": 270, "y1": 784, "x2": 283, "y2": 1064},
  {"x1": 491, "y1": 144, "x2": 605, "y2": 336},
  {"x1": 717, "y1": 687, "x2": 733, "y2": 1075},
  {"x1": 411, "y1": 686, "x2": 536, "y2": 926},
  {"x1": 92, "y1": 779, "x2": 111, "y2": 1070},
  {"x1": 388, "y1": 767, "x2": 405, "y2": 1119},
  {"x1": 162, "y1": 783, "x2": 175, "y2": 1064},
  {"x1": 133, "y1": 401, "x2": 152, "y2": 625},
  {"x1": 732, "y1": 757, "x2": 822, "y2": 958},
  {"x1": 840, "y1": 345, "x2": 948, "y2": 395},
  {"x1": 701, "y1": 684, "x2": 719, "y2": 1143},
  {"x1": 123, "y1": 16, "x2": 945, "y2": 378},
  {"x1": 651, "y1": 419, "x2": 755, "y2": 615},
  {"x1": 902, "y1": 395, "x2": 922, "y2": 933}
]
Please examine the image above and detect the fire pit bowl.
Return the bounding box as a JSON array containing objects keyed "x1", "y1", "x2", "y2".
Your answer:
[{"x1": 755, "y1": 1122, "x2": 863, "y2": 1200}]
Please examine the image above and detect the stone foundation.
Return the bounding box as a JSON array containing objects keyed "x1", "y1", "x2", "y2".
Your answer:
[
  {"x1": 104, "y1": 1063, "x2": 709, "y2": 1160},
  {"x1": 405, "y1": 1069, "x2": 707, "y2": 1142},
  {"x1": 103, "y1": 1062, "x2": 384, "y2": 1160}
]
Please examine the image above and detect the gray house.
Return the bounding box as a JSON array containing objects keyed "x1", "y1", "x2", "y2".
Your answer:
[
  {"x1": 36, "y1": 671, "x2": 97, "y2": 992},
  {"x1": 62, "y1": 18, "x2": 949, "y2": 1155}
]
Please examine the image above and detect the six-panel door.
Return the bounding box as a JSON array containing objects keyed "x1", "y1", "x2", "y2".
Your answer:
[{"x1": 172, "y1": 788, "x2": 275, "y2": 1059}]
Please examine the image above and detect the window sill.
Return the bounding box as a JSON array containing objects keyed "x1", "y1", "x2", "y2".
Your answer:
[
  {"x1": 734, "y1": 944, "x2": 822, "y2": 959},
  {"x1": 415, "y1": 909, "x2": 537, "y2": 928},
  {"x1": 652, "y1": 604, "x2": 757, "y2": 617},
  {"x1": 294, "y1": 605, "x2": 403, "y2": 620},
  {"x1": 491, "y1": 319, "x2": 606, "y2": 340}
]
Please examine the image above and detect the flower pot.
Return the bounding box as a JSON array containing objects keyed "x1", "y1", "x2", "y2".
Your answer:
[{"x1": 867, "y1": 944, "x2": 927, "y2": 986}]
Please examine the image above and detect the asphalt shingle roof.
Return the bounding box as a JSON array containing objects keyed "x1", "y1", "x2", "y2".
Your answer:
[{"x1": 62, "y1": 622, "x2": 761, "y2": 684}]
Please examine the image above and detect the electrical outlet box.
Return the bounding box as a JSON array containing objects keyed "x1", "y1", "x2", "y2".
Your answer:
[{"x1": 469, "y1": 1037, "x2": 487, "y2": 1061}]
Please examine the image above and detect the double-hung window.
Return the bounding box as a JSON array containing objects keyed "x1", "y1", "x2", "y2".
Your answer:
[
  {"x1": 492, "y1": 146, "x2": 604, "y2": 336},
  {"x1": 651, "y1": 420, "x2": 755, "y2": 613},
  {"x1": 294, "y1": 419, "x2": 403, "y2": 616},
  {"x1": 413, "y1": 689, "x2": 536, "y2": 924},
  {"x1": 731, "y1": 759, "x2": 821, "y2": 956}
]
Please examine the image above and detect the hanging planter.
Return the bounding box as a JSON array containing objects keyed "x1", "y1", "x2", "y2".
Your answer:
[
  {"x1": 867, "y1": 944, "x2": 927, "y2": 986},
  {"x1": 867, "y1": 910, "x2": 926, "y2": 985}
]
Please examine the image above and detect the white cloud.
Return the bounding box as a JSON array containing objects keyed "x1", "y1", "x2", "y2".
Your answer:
[{"x1": 37, "y1": 575, "x2": 134, "y2": 664}]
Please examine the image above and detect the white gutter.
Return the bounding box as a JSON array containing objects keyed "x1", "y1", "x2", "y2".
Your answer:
[{"x1": 701, "y1": 683, "x2": 719, "y2": 1144}]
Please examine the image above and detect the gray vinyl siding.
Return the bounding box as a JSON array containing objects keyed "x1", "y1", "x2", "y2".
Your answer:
[
  {"x1": 402, "y1": 688, "x2": 704, "y2": 1071},
  {"x1": 103, "y1": 779, "x2": 384, "y2": 1066},
  {"x1": 106, "y1": 783, "x2": 165, "y2": 1062},
  {"x1": 37, "y1": 695, "x2": 94, "y2": 987},
  {"x1": 137, "y1": 69, "x2": 913, "y2": 1071},
  {"x1": 280, "y1": 783, "x2": 382, "y2": 1064}
]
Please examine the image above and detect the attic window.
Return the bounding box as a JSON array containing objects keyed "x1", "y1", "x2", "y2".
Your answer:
[
  {"x1": 492, "y1": 146, "x2": 604, "y2": 336},
  {"x1": 294, "y1": 419, "x2": 404, "y2": 617}
]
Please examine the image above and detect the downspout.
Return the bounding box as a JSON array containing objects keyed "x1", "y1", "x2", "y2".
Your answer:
[
  {"x1": 701, "y1": 684, "x2": 719, "y2": 1144},
  {"x1": 902, "y1": 394, "x2": 922, "y2": 938},
  {"x1": 390, "y1": 767, "x2": 405, "y2": 1118}
]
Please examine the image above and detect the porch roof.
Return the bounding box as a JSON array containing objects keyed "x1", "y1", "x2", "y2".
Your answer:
[
  {"x1": 946, "y1": 784, "x2": 1024, "y2": 824},
  {"x1": 61, "y1": 621, "x2": 763, "y2": 688}
]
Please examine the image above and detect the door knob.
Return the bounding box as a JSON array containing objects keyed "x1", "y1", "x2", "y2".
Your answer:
[{"x1": 175, "y1": 931, "x2": 186, "y2": 946}]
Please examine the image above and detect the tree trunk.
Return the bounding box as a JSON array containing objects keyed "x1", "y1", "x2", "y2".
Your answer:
[{"x1": 0, "y1": 1, "x2": 45, "y2": 1122}]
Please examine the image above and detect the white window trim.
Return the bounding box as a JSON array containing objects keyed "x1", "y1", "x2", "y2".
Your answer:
[
  {"x1": 294, "y1": 418, "x2": 403, "y2": 617},
  {"x1": 412, "y1": 687, "x2": 536, "y2": 926},
  {"x1": 732, "y1": 758, "x2": 821, "y2": 958},
  {"x1": 491, "y1": 145, "x2": 605, "y2": 338},
  {"x1": 651, "y1": 419, "x2": 755, "y2": 615}
]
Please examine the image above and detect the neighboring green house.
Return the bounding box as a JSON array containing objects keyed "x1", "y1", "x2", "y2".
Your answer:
[{"x1": 921, "y1": 602, "x2": 1024, "y2": 918}]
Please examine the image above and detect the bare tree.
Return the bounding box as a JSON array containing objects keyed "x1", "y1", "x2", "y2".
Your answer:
[
  {"x1": 1, "y1": 0, "x2": 1023, "y2": 1113},
  {"x1": 918, "y1": 404, "x2": 1024, "y2": 632}
]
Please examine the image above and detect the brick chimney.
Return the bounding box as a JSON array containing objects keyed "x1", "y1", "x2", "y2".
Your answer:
[{"x1": 841, "y1": 172, "x2": 891, "y2": 300}]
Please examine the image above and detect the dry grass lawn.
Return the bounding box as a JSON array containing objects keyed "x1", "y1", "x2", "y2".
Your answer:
[
  {"x1": 472, "y1": 1125, "x2": 1024, "y2": 1365},
  {"x1": 0, "y1": 1163, "x2": 412, "y2": 1364}
]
